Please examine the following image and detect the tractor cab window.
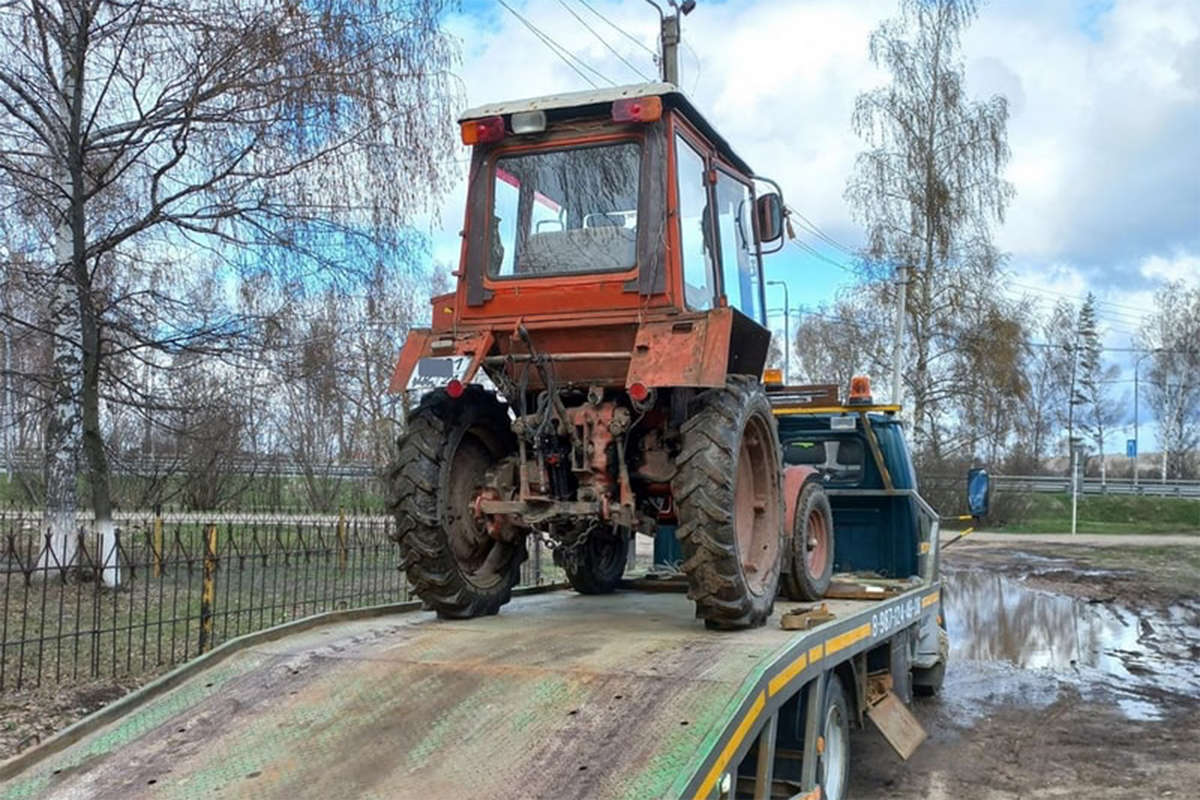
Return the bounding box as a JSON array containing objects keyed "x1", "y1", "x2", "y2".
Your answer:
[
  {"x1": 489, "y1": 142, "x2": 640, "y2": 278},
  {"x1": 675, "y1": 134, "x2": 716, "y2": 311},
  {"x1": 714, "y1": 171, "x2": 763, "y2": 324}
]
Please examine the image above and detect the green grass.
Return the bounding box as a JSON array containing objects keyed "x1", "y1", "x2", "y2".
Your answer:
[{"x1": 996, "y1": 492, "x2": 1200, "y2": 534}]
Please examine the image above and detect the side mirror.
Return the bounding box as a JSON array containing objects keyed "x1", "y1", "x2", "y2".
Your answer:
[
  {"x1": 967, "y1": 467, "x2": 990, "y2": 518},
  {"x1": 755, "y1": 192, "x2": 784, "y2": 244}
]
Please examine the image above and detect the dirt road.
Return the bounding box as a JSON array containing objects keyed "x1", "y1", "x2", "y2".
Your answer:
[{"x1": 851, "y1": 541, "x2": 1200, "y2": 798}]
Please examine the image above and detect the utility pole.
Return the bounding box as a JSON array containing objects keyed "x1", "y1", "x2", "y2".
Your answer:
[
  {"x1": 646, "y1": 1, "x2": 695, "y2": 85},
  {"x1": 767, "y1": 280, "x2": 789, "y2": 384},
  {"x1": 890, "y1": 265, "x2": 909, "y2": 407}
]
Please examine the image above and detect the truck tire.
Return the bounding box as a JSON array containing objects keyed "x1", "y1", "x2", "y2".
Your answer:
[
  {"x1": 783, "y1": 481, "x2": 835, "y2": 601},
  {"x1": 556, "y1": 528, "x2": 628, "y2": 595},
  {"x1": 388, "y1": 388, "x2": 524, "y2": 619},
  {"x1": 819, "y1": 674, "x2": 851, "y2": 800},
  {"x1": 672, "y1": 376, "x2": 784, "y2": 629}
]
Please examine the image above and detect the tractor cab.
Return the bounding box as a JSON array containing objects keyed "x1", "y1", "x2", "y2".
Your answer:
[{"x1": 391, "y1": 83, "x2": 786, "y2": 396}]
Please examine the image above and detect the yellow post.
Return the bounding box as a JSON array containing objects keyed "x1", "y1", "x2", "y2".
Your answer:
[
  {"x1": 337, "y1": 508, "x2": 348, "y2": 573},
  {"x1": 199, "y1": 524, "x2": 217, "y2": 654},
  {"x1": 152, "y1": 507, "x2": 164, "y2": 578}
]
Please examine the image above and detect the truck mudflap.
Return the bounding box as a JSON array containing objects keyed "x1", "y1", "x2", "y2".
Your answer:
[{"x1": 0, "y1": 586, "x2": 940, "y2": 800}]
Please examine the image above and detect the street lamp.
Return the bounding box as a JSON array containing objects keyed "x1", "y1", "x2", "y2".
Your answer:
[{"x1": 767, "y1": 280, "x2": 789, "y2": 384}]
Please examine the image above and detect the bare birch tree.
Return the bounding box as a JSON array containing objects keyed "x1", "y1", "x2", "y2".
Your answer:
[
  {"x1": 845, "y1": 0, "x2": 1014, "y2": 457},
  {"x1": 1140, "y1": 283, "x2": 1200, "y2": 479},
  {"x1": 0, "y1": 1, "x2": 459, "y2": 571}
]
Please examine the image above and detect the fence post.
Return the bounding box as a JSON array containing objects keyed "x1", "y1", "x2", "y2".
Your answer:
[
  {"x1": 199, "y1": 524, "x2": 217, "y2": 654},
  {"x1": 152, "y1": 505, "x2": 164, "y2": 578},
  {"x1": 337, "y1": 507, "x2": 347, "y2": 573}
]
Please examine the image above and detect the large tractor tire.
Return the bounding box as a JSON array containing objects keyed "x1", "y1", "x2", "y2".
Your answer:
[
  {"x1": 388, "y1": 388, "x2": 524, "y2": 619},
  {"x1": 671, "y1": 376, "x2": 784, "y2": 629},
  {"x1": 783, "y1": 480, "x2": 835, "y2": 601},
  {"x1": 555, "y1": 527, "x2": 628, "y2": 595}
]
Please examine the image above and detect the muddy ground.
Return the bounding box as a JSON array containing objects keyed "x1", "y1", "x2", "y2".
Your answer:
[{"x1": 851, "y1": 542, "x2": 1200, "y2": 799}]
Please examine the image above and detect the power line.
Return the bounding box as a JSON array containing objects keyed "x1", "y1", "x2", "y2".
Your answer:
[
  {"x1": 497, "y1": 0, "x2": 615, "y2": 88},
  {"x1": 787, "y1": 206, "x2": 858, "y2": 257},
  {"x1": 575, "y1": 0, "x2": 659, "y2": 58},
  {"x1": 556, "y1": 0, "x2": 652, "y2": 82}
]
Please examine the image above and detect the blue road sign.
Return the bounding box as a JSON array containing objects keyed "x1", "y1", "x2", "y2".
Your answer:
[{"x1": 1126, "y1": 439, "x2": 1137, "y2": 458}]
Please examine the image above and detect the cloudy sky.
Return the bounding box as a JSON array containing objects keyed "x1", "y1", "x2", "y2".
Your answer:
[{"x1": 431, "y1": 0, "x2": 1199, "y2": 451}]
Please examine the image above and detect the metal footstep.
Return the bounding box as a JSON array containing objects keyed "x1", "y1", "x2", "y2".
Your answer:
[{"x1": 866, "y1": 688, "x2": 927, "y2": 760}]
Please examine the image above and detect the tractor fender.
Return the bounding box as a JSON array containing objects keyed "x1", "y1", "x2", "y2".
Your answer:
[{"x1": 781, "y1": 465, "x2": 821, "y2": 567}]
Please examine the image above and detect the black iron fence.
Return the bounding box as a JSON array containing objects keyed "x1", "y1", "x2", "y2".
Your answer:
[{"x1": 0, "y1": 511, "x2": 560, "y2": 693}]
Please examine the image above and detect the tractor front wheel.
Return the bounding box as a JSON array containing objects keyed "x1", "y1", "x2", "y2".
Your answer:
[
  {"x1": 556, "y1": 528, "x2": 628, "y2": 595},
  {"x1": 388, "y1": 388, "x2": 523, "y2": 619},
  {"x1": 672, "y1": 377, "x2": 784, "y2": 629}
]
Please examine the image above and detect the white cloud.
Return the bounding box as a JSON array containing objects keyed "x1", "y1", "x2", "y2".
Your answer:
[{"x1": 1138, "y1": 251, "x2": 1200, "y2": 285}]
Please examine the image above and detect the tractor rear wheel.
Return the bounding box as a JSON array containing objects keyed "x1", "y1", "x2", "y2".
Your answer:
[
  {"x1": 672, "y1": 377, "x2": 784, "y2": 629},
  {"x1": 783, "y1": 480, "x2": 835, "y2": 601},
  {"x1": 556, "y1": 528, "x2": 628, "y2": 595},
  {"x1": 388, "y1": 388, "x2": 523, "y2": 619}
]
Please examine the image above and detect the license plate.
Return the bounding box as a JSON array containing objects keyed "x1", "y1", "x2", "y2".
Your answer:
[{"x1": 407, "y1": 356, "x2": 470, "y2": 392}]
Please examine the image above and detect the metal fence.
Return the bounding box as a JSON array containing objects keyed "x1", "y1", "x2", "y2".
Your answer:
[{"x1": 0, "y1": 511, "x2": 562, "y2": 693}]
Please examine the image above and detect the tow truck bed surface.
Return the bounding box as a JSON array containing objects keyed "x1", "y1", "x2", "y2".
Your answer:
[{"x1": 1, "y1": 585, "x2": 938, "y2": 800}]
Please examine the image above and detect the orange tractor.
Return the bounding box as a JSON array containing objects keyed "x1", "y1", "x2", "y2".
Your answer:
[{"x1": 388, "y1": 83, "x2": 835, "y2": 628}]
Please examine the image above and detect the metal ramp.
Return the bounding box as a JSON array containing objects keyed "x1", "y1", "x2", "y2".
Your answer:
[{"x1": 0, "y1": 587, "x2": 938, "y2": 800}]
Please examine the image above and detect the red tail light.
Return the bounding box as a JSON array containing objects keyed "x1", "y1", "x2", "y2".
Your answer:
[
  {"x1": 628, "y1": 382, "x2": 650, "y2": 402},
  {"x1": 612, "y1": 96, "x2": 663, "y2": 123},
  {"x1": 446, "y1": 379, "x2": 465, "y2": 398},
  {"x1": 460, "y1": 116, "x2": 505, "y2": 145}
]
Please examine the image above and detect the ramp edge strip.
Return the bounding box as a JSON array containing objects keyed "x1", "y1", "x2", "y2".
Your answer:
[
  {"x1": 0, "y1": 582, "x2": 567, "y2": 782},
  {"x1": 673, "y1": 584, "x2": 943, "y2": 799}
]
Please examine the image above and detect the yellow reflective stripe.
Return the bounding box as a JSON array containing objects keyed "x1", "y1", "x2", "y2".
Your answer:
[
  {"x1": 808, "y1": 643, "x2": 824, "y2": 664},
  {"x1": 922, "y1": 590, "x2": 941, "y2": 608},
  {"x1": 694, "y1": 690, "x2": 766, "y2": 800},
  {"x1": 825, "y1": 623, "x2": 872, "y2": 657},
  {"x1": 768, "y1": 652, "x2": 808, "y2": 697}
]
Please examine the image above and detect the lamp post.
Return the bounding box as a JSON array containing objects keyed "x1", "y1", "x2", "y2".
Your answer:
[
  {"x1": 1133, "y1": 348, "x2": 1160, "y2": 490},
  {"x1": 767, "y1": 280, "x2": 789, "y2": 384}
]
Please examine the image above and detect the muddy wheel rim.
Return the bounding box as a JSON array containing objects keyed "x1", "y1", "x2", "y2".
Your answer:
[
  {"x1": 805, "y1": 507, "x2": 829, "y2": 578},
  {"x1": 446, "y1": 435, "x2": 508, "y2": 589},
  {"x1": 733, "y1": 413, "x2": 781, "y2": 596},
  {"x1": 821, "y1": 700, "x2": 848, "y2": 800}
]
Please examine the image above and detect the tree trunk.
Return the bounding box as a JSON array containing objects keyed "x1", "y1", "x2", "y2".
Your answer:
[
  {"x1": 40, "y1": 22, "x2": 83, "y2": 577},
  {"x1": 41, "y1": 235, "x2": 81, "y2": 576}
]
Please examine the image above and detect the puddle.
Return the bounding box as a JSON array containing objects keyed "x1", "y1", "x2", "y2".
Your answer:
[{"x1": 942, "y1": 569, "x2": 1200, "y2": 720}]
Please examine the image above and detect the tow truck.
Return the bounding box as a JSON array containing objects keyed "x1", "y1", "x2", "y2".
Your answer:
[{"x1": 0, "y1": 81, "x2": 957, "y2": 799}]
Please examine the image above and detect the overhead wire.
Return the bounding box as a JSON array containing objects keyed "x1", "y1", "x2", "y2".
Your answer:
[
  {"x1": 575, "y1": 0, "x2": 659, "y2": 58},
  {"x1": 497, "y1": 0, "x2": 616, "y2": 88},
  {"x1": 556, "y1": 0, "x2": 653, "y2": 82}
]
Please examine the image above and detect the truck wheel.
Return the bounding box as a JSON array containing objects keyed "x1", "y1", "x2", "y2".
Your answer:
[
  {"x1": 389, "y1": 388, "x2": 523, "y2": 619},
  {"x1": 556, "y1": 528, "x2": 628, "y2": 595},
  {"x1": 672, "y1": 377, "x2": 783, "y2": 629},
  {"x1": 819, "y1": 674, "x2": 851, "y2": 800},
  {"x1": 783, "y1": 481, "x2": 835, "y2": 601}
]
